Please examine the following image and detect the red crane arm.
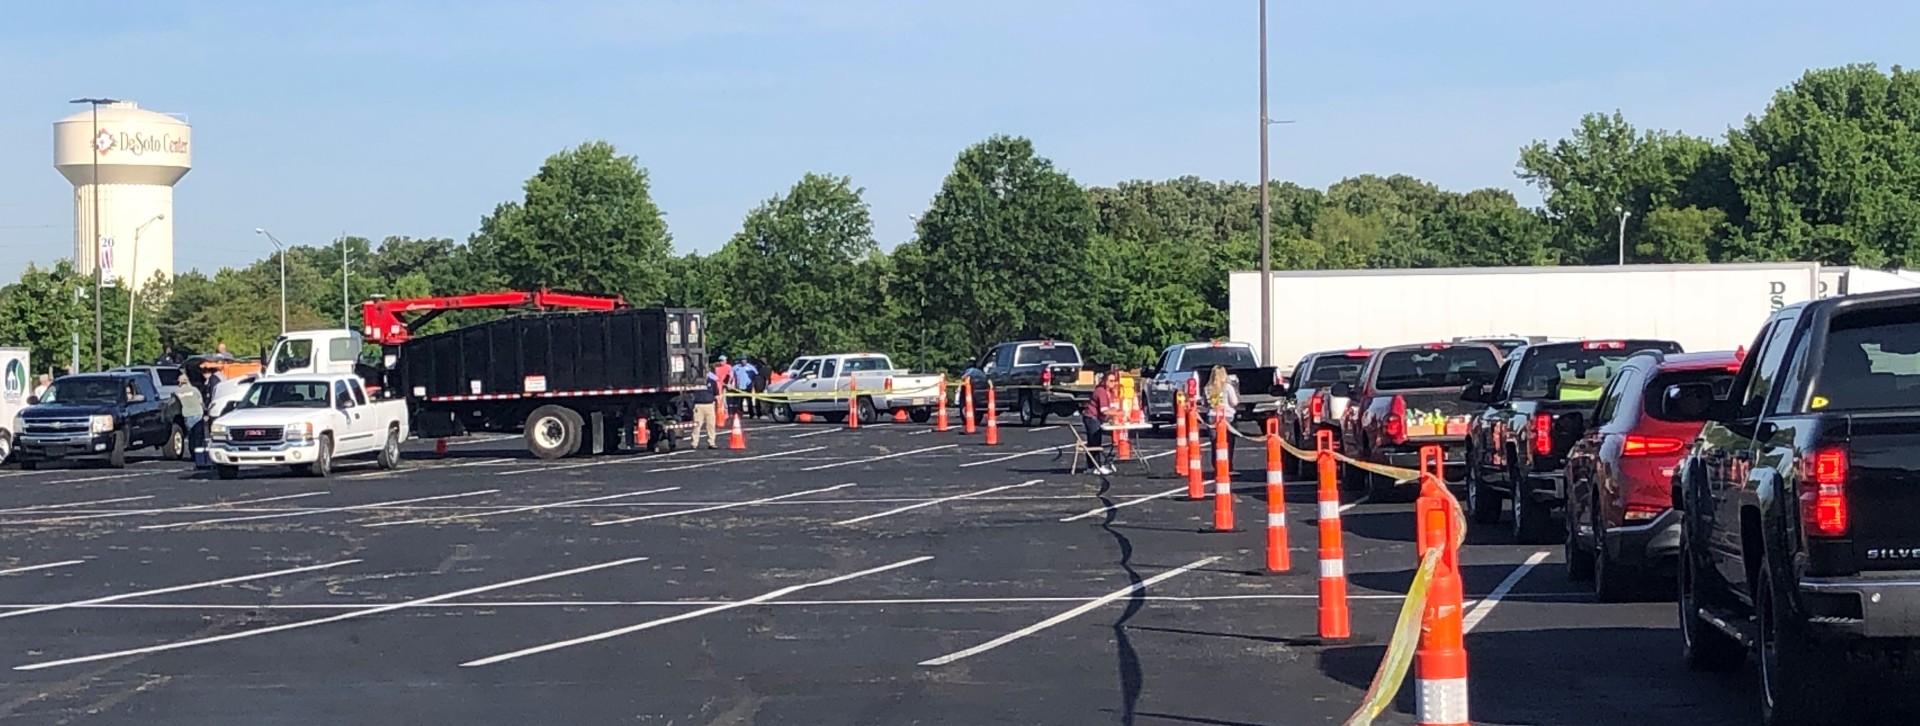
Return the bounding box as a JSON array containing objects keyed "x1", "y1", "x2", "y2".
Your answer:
[{"x1": 361, "y1": 289, "x2": 626, "y2": 344}]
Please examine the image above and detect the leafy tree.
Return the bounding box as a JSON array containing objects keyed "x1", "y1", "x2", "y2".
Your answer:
[
  {"x1": 707, "y1": 173, "x2": 881, "y2": 365},
  {"x1": 1636, "y1": 206, "x2": 1723, "y2": 263},
  {"x1": 1518, "y1": 112, "x2": 1727, "y2": 264},
  {"x1": 469, "y1": 141, "x2": 674, "y2": 303},
  {"x1": 909, "y1": 135, "x2": 1099, "y2": 365}
]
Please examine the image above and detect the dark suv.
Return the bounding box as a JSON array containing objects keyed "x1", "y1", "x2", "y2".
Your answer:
[{"x1": 15, "y1": 372, "x2": 189, "y2": 469}]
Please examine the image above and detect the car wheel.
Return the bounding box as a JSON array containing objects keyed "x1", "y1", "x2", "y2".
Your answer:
[
  {"x1": 1564, "y1": 509, "x2": 1595, "y2": 581},
  {"x1": 1018, "y1": 393, "x2": 1037, "y2": 427},
  {"x1": 214, "y1": 464, "x2": 240, "y2": 480},
  {"x1": 1465, "y1": 456, "x2": 1502, "y2": 525},
  {"x1": 105, "y1": 431, "x2": 129, "y2": 469},
  {"x1": 0, "y1": 431, "x2": 11, "y2": 465},
  {"x1": 1593, "y1": 509, "x2": 1634, "y2": 601},
  {"x1": 1679, "y1": 531, "x2": 1745, "y2": 672},
  {"x1": 909, "y1": 408, "x2": 932, "y2": 424},
  {"x1": 376, "y1": 427, "x2": 402, "y2": 470},
  {"x1": 1510, "y1": 478, "x2": 1556, "y2": 544},
  {"x1": 772, "y1": 404, "x2": 794, "y2": 424},
  {"x1": 163, "y1": 421, "x2": 188, "y2": 461},
  {"x1": 308, "y1": 434, "x2": 334, "y2": 478},
  {"x1": 856, "y1": 397, "x2": 877, "y2": 425},
  {"x1": 524, "y1": 405, "x2": 582, "y2": 461},
  {"x1": 1758, "y1": 556, "x2": 1845, "y2": 726}
]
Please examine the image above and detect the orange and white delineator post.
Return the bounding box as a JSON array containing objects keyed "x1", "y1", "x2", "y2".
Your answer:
[
  {"x1": 935, "y1": 379, "x2": 951, "y2": 432},
  {"x1": 962, "y1": 379, "x2": 977, "y2": 434},
  {"x1": 1207, "y1": 416, "x2": 1237, "y2": 532},
  {"x1": 846, "y1": 381, "x2": 860, "y2": 430},
  {"x1": 1415, "y1": 444, "x2": 1469, "y2": 726},
  {"x1": 1314, "y1": 429, "x2": 1351, "y2": 641},
  {"x1": 1185, "y1": 400, "x2": 1205, "y2": 500},
  {"x1": 984, "y1": 386, "x2": 1000, "y2": 445},
  {"x1": 1114, "y1": 396, "x2": 1134, "y2": 461},
  {"x1": 1265, "y1": 418, "x2": 1291, "y2": 572},
  {"x1": 1173, "y1": 392, "x2": 1189, "y2": 478}
]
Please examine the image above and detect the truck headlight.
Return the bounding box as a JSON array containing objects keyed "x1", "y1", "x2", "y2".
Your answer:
[
  {"x1": 284, "y1": 422, "x2": 314, "y2": 443},
  {"x1": 90, "y1": 414, "x2": 115, "y2": 434},
  {"x1": 209, "y1": 423, "x2": 229, "y2": 441}
]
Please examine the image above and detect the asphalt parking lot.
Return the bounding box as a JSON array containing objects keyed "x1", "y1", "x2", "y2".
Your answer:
[{"x1": 0, "y1": 416, "x2": 1760, "y2": 725}]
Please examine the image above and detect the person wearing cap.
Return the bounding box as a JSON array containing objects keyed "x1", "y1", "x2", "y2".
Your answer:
[
  {"x1": 690, "y1": 361, "x2": 724, "y2": 449},
  {"x1": 713, "y1": 355, "x2": 733, "y2": 420},
  {"x1": 731, "y1": 357, "x2": 760, "y2": 418}
]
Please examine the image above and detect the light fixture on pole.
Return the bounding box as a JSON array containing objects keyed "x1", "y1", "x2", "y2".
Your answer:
[
  {"x1": 1615, "y1": 206, "x2": 1631, "y2": 265},
  {"x1": 123, "y1": 213, "x2": 165, "y2": 365},
  {"x1": 255, "y1": 227, "x2": 287, "y2": 333},
  {"x1": 70, "y1": 97, "x2": 119, "y2": 371}
]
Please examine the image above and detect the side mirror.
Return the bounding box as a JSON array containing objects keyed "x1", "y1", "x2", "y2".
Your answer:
[
  {"x1": 1460, "y1": 383, "x2": 1485, "y2": 404},
  {"x1": 1142, "y1": 367, "x2": 1160, "y2": 379},
  {"x1": 26, "y1": 396, "x2": 38, "y2": 405},
  {"x1": 1661, "y1": 382, "x2": 1719, "y2": 422},
  {"x1": 1329, "y1": 382, "x2": 1352, "y2": 398}
]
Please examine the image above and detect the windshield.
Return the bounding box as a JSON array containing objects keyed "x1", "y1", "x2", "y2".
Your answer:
[
  {"x1": 37, "y1": 378, "x2": 123, "y2": 405},
  {"x1": 1646, "y1": 368, "x2": 1738, "y2": 422},
  {"x1": 1374, "y1": 347, "x2": 1500, "y2": 391},
  {"x1": 272, "y1": 339, "x2": 314, "y2": 373},
  {"x1": 238, "y1": 381, "x2": 332, "y2": 409},
  {"x1": 1810, "y1": 306, "x2": 1920, "y2": 412},
  {"x1": 1015, "y1": 344, "x2": 1081, "y2": 367},
  {"x1": 1177, "y1": 346, "x2": 1259, "y2": 371},
  {"x1": 1304, "y1": 358, "x2": 1366, "y2": 385},
  {"x1": 1513, "y1": 342, "x2": 1681, "y2": 400}
]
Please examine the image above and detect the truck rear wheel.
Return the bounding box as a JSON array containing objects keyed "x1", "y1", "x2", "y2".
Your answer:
[
  {"x1": 163, "y1": 421, "x2": 188, "y2": 461},
  {"x1": 856, "y1": 397, "x2": 877, "y2": 425},
  {"x1": 525, "y1": 405, "x2": 583, "y2": 460},
  {"x1": 376, "y1": 427, "x2": 402, "y2": 470},
  {"x1": 909, "y1": 408, "x2": 932, "y2": 424},
  {"x1": 772, "y1": 404, "x2": 794, "y2": 423},
  {"x1": 1017, "y1": 393, "x2": 1036, "y2": 426}
]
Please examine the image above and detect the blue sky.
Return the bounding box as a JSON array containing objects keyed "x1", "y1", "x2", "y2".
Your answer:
[{"x1": 1, "y1": 0, "x2": 1912, "y2": 282}]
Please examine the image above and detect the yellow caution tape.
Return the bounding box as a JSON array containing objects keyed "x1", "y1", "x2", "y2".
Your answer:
[{"x1": 1344, "y1": 544, "x2": 1442, "y2": 726}]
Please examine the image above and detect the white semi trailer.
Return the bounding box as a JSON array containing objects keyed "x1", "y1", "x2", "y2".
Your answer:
[{"x1": 1228, "y1": 262, "x2": 1870, "y2": 374}]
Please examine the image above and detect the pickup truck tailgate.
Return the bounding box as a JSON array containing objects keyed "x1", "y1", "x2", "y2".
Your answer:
[
  {"x1": 1394, "y1": 391, "x2": 1475, "y2": 440},
  {"x1": 1843, "y1": 413, "x2": 1920, "y2": 570}
]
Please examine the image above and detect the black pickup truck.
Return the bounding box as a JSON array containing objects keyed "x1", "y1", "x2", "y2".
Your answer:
[
  {"x1": 14, "y1": 372, "x2": 189, "y2": 469},
  {"x1": 960, "y1": 339, "x2": 1095, "y2": 426},
  {"x1": 1676, "y1": 289, "x2": 1920, "y2": 724},
  {"x1": 1461, "y1": 339, "x2": 1683, "y2": 543}
]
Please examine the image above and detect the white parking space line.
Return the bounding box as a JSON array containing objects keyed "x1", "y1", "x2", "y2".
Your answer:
[
  {"x1": 958, "y1": 446, "x2": 1059, "y2": 469},
  {"x1": 799, "y1": 444, "x2": 956, "y2": 472},
  {"x1": 494, "y1": 450, "x2": 690, "y2": 476},
  {"x1": 367, "y1": 487, "x2": 681, "y2": 527},
  {"x1": 1058, "y1": 486, "x2": 1189, "y2": 522},
  {"x1": 920, "y1": 556, "x2": 1219, "y2": 666},
  {"x1": 0, "y1": 496, "x2": 156, "y2": 515},
  {"x1": 1340, "y1": 496, "x2": 1370, "y2": 513},
  {"x1": 1461, "y1": 550, "x2": 1549, "y2": 634},
  {"x1": 0, "y1": 591, "x2": 1420, "y2": 612},
  {"x1": 788, "y1": 428, "x2": 842, "y2": 439},
  {"x1": 139, "y1": 490, "x2": 498, "y2": 530},
  {"x1": 592, "y1": 484, "x2": 856, "y2": 526},
  {"x1": 751, "y1": 423, "x2": 800, "y2": 431},
  {"x1": 645, "y1": 447, "x2": 826, "y2": 473},
  {"x1": 833, "y1": 480, "x2": 1043, "y2": 526},
  {"x1": 40, "y1": 472, "x2": 161, "y2": 485},
  {"x1": 10, "y1": 491, "x2": 333, "y2": 525},
  {"x1": 0, "y1": 560, "x2": 85, "y2": 576},
  {"x1": 0, "y1": 559, "x2": 359, "y2": 621},
  {"x1": 459, "y1": 556, "x2": 932, "y2": 667},
  {"x1": 1025, "y1": 426, "x2": 1060, "y2": 433},
  {"x1": 348, "y1": 457, "x2": 519, "y2": 479},
  {"x1": 440, "y1": 434, "x2": 520, "y2": 447},
  {"x1": 908, "y1": 429, "x2": 935, "y2": 436},
  {"x1": 14, "y1": 556, "x2": 649, "y2": 671}
]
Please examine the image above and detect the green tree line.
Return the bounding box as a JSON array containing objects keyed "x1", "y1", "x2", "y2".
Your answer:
[{"x1": 5, "y1": 64, "x2": 1916, "y2": 376}]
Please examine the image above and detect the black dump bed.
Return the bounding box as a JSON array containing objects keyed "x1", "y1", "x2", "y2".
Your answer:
[{"x1": 398, "y1": 307, "x2": 708, "y2": 400}]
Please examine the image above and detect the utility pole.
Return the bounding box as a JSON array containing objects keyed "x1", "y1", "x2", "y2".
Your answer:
[
  {"x1": 255, "y1": 228, "x2": 287, "y2": 333},
  {"x1": 70, "y1": 97, "x2": 118, "y2": 371},
  {"x1": 124, "y1": 213, "x2": 165, "y2": 365},
  {"x1": 1615, "y1": 206, "x2": 1631, "y2": 265},
  {"x1": 340, "y1": 236, "x2": 350, "y2": 330},
  {"x1": 1257, "y1": 0, "x2": 1271, "y2": 367}
]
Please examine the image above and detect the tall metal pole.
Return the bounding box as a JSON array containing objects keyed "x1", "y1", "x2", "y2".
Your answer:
[
  {"x1": 1616, "y1": 207, "x2": 1631, "y2": 265},
  {"x1": 1257, "y1": 0, "x2": 1272, "y2": 367},
  {"x1": 257, "y1": 228, "x2": 287, "y2": 333},
  {"x1": 341, "y1": 238, "x2": 350, "y2": 330},
  {"x1": 71, "y1": 98, "x2": 119, "y2": 370},
  {"x1": 125, "y1": 214, "x2": 164, "y2": 365}
]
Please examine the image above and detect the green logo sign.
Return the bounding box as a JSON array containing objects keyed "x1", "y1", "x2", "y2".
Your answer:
[{"x1": 2, "y1": 358, "x2": 24, "y2": 403}]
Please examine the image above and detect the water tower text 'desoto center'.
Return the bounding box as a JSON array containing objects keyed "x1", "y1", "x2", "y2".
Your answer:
[{"x1": 53, "y1": 100, "x2": 192, "y2": 290}]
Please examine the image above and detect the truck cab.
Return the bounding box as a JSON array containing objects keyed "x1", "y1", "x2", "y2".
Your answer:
[
  {"x1": 961, "y1": 340, "x2": 1092, "y2": 426},
  {"x1": 1142, "y1": 341, "x2": 1281, "y2": 424},
  {"x1": 207, "y1": 329, "x2": 368, "y2": 421}
]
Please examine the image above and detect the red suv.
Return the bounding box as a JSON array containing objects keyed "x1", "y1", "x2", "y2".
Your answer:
[{"x1": 1562, "y1": 350, "x2": 1739, "y2": 601}]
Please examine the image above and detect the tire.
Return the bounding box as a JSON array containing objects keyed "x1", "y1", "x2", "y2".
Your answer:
[
  {"x1": 1565, "y1": 510, "x2": 1595, "y2": 582},
  {"x1": 163, "y1": 421, "x2": 188, "y2": 461},
  {"x1": 524, "y1": 405, "x2": 583, "y2": 461},
  {"x1": 1465, "y1": 456, "x2": 1503, "y2": 525},
  {"x1": 214, "y1": 464, "x2": 240, "y2": 480},
  {"x1": 307, "y1": 434, "x2": 334, "y2": 478},
  {"x1": 1592, "y1": 506, "x2": 1634, "y2": 601},
  {"x1": 0, "y1": 431, "x2": 11, "y2": 465},
  {"x1": 1017, "y1": 393, "x2": 1037, "y2": 427},
  {"x1": 1758, "y1": 556, "x2": 1845, "y2": 726},
  {"x1": 376, "y1": 427, "x2": 402, "y2": 470},
  {"x1": 856, "y1": 397, "x2": 877, "y2": 425},
  {"x1": 909, "y1": 408, "x2": 932, "y2": 424},
  {"x1": 1511, "y1": 473, "x2": 1556, "y2": 545},
  {"x1": 772, "y1": 404, "x2": 794, "y2": 424},
  {"x1": 105, "y1": 431, "x2": 129, "y2": 469},
  {"x1": 1679, "y1": 531, "x2": 1745, "y2": 672}
]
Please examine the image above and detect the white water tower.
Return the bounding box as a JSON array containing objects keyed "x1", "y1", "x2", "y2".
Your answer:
[{"x1": 54, "y1": 100, "x2": 192, "y2": 290}]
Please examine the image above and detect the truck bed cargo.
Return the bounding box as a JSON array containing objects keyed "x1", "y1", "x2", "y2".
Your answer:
[{"x1": 399, "y1": 308, "x2": 706, "y2": 401}]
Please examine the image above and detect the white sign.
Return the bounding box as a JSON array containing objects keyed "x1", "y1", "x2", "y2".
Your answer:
[
  {"x1": 523, "y1": 375, "x2": 548, "y2": 393},
  {"x1": 98, "y1": 236, "x2": 115, "y2": 277}
]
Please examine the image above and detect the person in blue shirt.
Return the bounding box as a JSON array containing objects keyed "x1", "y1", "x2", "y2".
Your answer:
[
  {"x1": 690, "y1": 362, "x2": 722, "y2": 449},
  {"x1": 731, "y1": 358, "x2": 759, "y2": 417}
]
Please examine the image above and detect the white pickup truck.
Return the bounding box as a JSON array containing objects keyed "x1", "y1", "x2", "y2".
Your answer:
[
  {"x1": 207, "y1": 373, "x2": 409, "y2": 479},
  {"x1": 768, "y1": 353, "x2": 944, "y2": 424}
]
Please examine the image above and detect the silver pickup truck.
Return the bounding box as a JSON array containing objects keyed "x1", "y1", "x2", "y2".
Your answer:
[
  {"x1": 1142, "y1": 341, "x2": 1282, "y2": 425},
  {"x1": 768, "y1": 353, "x2": 944, "y2": 424}
]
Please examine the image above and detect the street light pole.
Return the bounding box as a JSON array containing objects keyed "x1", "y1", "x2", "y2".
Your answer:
[
  {"x1": 255, "y1": 228, "x2": 287, "y2": 333},
  {"x1": 124, "y1": 213, "x2": 165, "y2": 365},
  {"x1": 1257, "y1": 0, "x2": 1271, "y2": 367},
  {"x1": 340, "y1": 239, "x2": 350, "y2": 330},
  {"x1": 70, "y1": 97, "x2": 119, "y2": 372},
  {"x1": 1615, "y1": 206, "x2": 1631, "y2": 265}
]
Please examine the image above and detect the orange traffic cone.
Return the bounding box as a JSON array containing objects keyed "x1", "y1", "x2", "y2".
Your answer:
[
  {"x1": 1314, "y1": 430, "x2": 1351, "y2": 641},
  {"x1": 1185, "y1": 401, "x2": 1205, "y2": 501},
  {"x1": 434, "y1": 438, "x2": 449, "y2": 456},
  {"x1": 962, "y1": 381, "x2": 977, "y2": 435},
  {"x1": 984, "y1": 386, "x2": 999, "y2": 446},
  {"x1": 1174, "y1": 394, "x2": 1189, "y2": 478},
  {"x1": 1205, "y1": 418, "x2": 1238, "y2": 533},
  {"x1": 1114, "y1": 400, "x2": 1133, "y2": 461},
  {"x1": 935, "y1": 379, "x2": 951, "y2": 432},
  {"x1": 1265, "y1": 418, "x2": 1291, "y2": 572},
  {"x1": 797, "y1": 411, "x2": 814, "y2": 423},
  {"x1": 846, "y1": 389, "x2": 860, "y2": 430},
  {"x1": 728, "y1": 413, "x2": 746, "y2": 450},
  {"x1": 894, "y1": 408, "x2": 908, "y2": 423},
  {"x1": 634, "y1": 417, "x2": 651, "y2": 449}
]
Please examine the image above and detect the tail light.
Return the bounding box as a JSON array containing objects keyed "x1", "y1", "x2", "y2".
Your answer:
[
  {"x1": 1621, "y1": 435, "x2": 1686, "y2": 456},
  {"x1": 1801, "y1": 447, "x2": 1848, "y2": 537},
  {"x1": 1309, "y1": 393, "x2": 1325, "y2": 419},
  {"x1": 884, "y1": 377, "x2": 894, "y2": 392},
  {"x1": 1041, "y1": 368, "x2": 1053, "y2": 385},
  {"x1": 1582, "y1": 340, "x2": 1626, "y2": 350},
  {"x1": 1532, "y1": 413, "x2": 1553, "y2": 455},
  {"x1": 1386, "y1": 395, "x2": 1407, "y2": 443}
]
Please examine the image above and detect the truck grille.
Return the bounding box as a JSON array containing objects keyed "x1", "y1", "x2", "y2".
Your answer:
[
  {"x1": 23, "y1": 418, "x2": 90, "y2": 434},
  {"x1": 229, "y1": 426, "x2": 284, "y2": 443}
]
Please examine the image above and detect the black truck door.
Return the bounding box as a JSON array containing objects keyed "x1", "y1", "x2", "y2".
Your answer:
[{"x1": 1711, "y1": 314, "x2": 1799, "y2": 594}]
